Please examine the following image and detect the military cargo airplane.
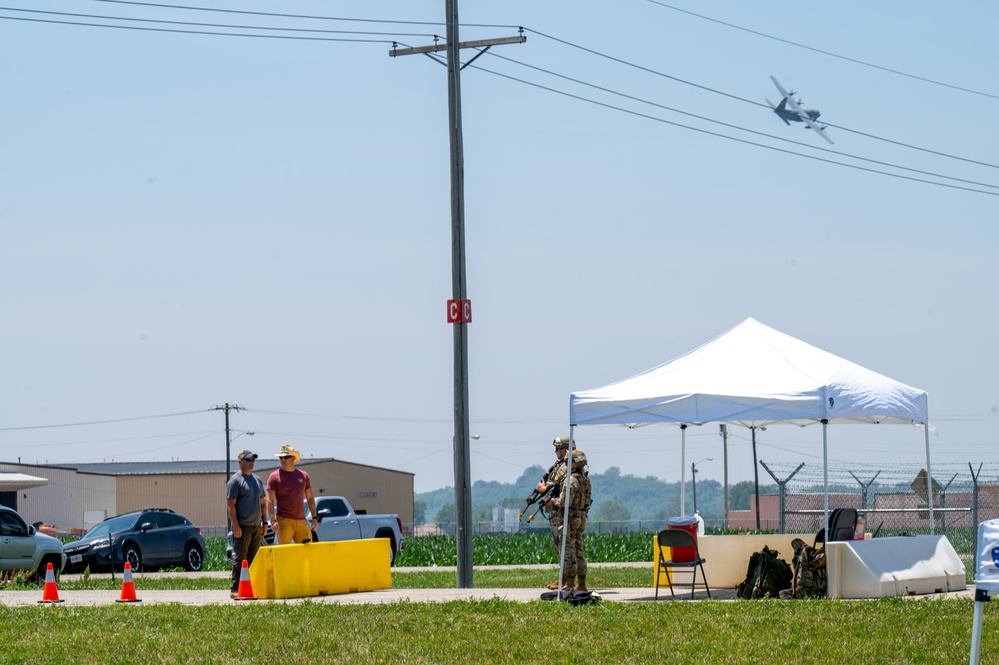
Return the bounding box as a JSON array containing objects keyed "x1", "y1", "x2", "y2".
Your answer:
[{"x1": 765, "y1": 76, "x2": 834, "y2": 144}]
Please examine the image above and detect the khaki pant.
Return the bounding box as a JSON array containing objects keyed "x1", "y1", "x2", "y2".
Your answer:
[
  {"x1": 555, "y1": 514, "x2": 587, "y2": 578},
  {"x1": 275, "y1": 517, "x2": 312, "y2": 545},
  {"x1": 549, "y1": 512, "x2": 563, "y2": 558}
]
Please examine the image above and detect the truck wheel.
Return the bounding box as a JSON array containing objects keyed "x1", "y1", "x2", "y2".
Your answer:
[
  {"x1": 376, "y1": 533, "x2": 397, "y2": 566},
  {"x1": 34, "y1": 555, "x2": 61, "y2": 583}
]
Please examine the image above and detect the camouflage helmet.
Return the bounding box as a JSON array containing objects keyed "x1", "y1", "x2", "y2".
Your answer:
[
  {"x1": 553, "y1": 435, "x2": 570, "y2": 450},
  {"x1": 571, "y1": 450, "x2": 587, "y2": 465}
]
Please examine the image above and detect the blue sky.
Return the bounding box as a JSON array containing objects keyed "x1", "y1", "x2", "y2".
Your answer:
[{"x1": 2, "y1": 1, "x2": 997, "y2": 494}]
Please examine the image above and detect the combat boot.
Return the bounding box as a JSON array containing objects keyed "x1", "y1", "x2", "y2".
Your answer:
[
  {"x1": 575, "y1": 576, "x2": 588, "y2": 591},
  {"x1": 561, "y1": 573, "x2": 574, "y2": 590},
  {"x1": 545, "y1": 581, "x2": 559, "y2": 591}
]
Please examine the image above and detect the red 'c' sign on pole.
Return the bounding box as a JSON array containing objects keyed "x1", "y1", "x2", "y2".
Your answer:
[{"x1": 447, "y1": 299, "x2": 472, "y2": 323}]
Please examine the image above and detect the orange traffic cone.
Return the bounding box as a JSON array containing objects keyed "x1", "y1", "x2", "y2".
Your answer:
[
  {"x1": 234, "y1": 559, "x2": 256, "y2": 600},
  {"x1": 38, "y1": 562, "x2": 64, "y2": 604},
  {"x1": 115, "y1": 561, "x2": 142, "y2": 603}
]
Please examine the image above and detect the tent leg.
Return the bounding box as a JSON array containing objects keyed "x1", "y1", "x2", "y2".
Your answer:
[
  {"x1": 925, "y1": 423, "x2": 935, "y2": 536},
  {"x1": 822, "y1": 419, "x2": 829, "y2": 537},
  {"x1": 680, "y1": 424, "x2": 687, "y2": 515},
  {"x1": 971, "y1": 593, "x2": 986, "y2": 665}
]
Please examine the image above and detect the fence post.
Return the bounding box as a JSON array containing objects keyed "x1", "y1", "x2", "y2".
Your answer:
[
  {"x1": 848, "y1": 470, "x2": 880, "y2": 511},
  {"x1": 936, "y1": 473, "x2": 958, "y2": 534},
  {"x1": 970, "y1": 463, "x2": 982, "y2": 554},
  {"x1": 760, "y1": 461, "x2": 804, "y2": 534}
]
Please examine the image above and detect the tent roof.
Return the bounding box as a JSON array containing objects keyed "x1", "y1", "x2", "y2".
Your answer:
[{"x1": 570, "y1": 318, "x2": 928, "y2": 427}]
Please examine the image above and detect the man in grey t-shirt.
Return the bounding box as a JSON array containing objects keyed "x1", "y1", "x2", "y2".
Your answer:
[{"x1": 226, "y1": 449, "x2": 268, "y2": 598}]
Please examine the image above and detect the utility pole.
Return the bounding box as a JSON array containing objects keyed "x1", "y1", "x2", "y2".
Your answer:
[
  {"x1": 751, "y1": 425, "x2": 764, "y2": 530},
  {"x1": 390, "y1": 5, "x2": 524, "y2": 590},
  {"x1": 211, "y1": 403, "x2": 244, "y2": 530},
  {"x1": 213, "y1": 403, "x2": 244, "y2": 480}
]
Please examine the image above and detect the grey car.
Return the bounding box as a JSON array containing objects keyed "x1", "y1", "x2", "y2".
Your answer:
[
  {"x1": 0, "y1": 506, "x2": 67, "y2": 579},
  {"x1": 63, "y1": 508, "x2": 205, "y2": 573}
]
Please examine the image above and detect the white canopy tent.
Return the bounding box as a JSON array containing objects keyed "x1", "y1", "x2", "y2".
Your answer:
[{"x1": 560, "y1": 318, "x2": 932, "y2": 574}]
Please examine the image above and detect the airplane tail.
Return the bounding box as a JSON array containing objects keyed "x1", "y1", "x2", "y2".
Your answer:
[{"x1": 766, "y1": 98, "x2": 792, "y2": 125}]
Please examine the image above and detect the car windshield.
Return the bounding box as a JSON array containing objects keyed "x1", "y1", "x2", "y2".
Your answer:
[{"x1": 84, "y1": 514, "x2": 138, "y2": 539}]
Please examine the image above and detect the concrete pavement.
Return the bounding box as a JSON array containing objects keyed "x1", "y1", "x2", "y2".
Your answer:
[{"x1": 0, "y1": 563, "x2": 975, "y2": 607}]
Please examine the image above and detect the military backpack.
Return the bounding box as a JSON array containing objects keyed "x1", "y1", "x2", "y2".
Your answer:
[{"x1": 736, "y1": 545, "x2": 792, "y2": 599}]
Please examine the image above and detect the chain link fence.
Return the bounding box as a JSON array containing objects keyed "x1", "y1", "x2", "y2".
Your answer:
[
  {"x1": 752, "y1": 461, "x2": 999, "y2": 557},
  {"x1": 410, "y1": 463, "x2": 999, "y2": 560}
]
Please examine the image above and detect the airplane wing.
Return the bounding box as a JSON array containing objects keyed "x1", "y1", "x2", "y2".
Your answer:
[
  {"x1": 799, "y1": 115, "x2": 835, "y2": 144},
  {"x1": 770, "y1": 76, "x2": 791, "y2": 101}
]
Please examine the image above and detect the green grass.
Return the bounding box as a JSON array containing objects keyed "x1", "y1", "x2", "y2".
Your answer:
[
  {"x1": 1, "y1": 597, "x2": 995, "y2": 664},
  {"x1": 1, "y1": 537, "x2": 991, "y2": 663},
  {"x1": 397, "y1": 531, "x2": 653, "y2": 566},
  {"x1": 392, "y1": 566, "x2": 651, "y2": 589}
]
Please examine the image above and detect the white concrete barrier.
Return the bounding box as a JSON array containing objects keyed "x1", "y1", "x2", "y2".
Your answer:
[{"x1": 825, "y1": 535, "x2": 966, "y2": 598}]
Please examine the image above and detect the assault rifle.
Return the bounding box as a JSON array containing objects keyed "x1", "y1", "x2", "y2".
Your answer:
[{"x1": 519, "y1": 469, "x2": 564, "y2": 523}]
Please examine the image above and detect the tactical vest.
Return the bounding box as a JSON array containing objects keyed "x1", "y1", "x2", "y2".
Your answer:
[{"x1": 567, "y1": 472, "x2": 592, "y2": 515}]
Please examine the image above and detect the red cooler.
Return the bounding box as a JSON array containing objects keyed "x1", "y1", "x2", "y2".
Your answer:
[{"x1": 666, "y1": 516, "x2": 699, "y2": 562}]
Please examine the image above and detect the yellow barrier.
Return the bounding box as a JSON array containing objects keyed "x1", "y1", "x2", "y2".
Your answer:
[{"x1": 249, "y1": 539, "x2": 392, "y2": 599}]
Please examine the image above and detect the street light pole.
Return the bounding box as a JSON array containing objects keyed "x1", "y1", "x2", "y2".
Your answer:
[{"x1": 691, "y1": 457, "x2": 713, "y2": 515}]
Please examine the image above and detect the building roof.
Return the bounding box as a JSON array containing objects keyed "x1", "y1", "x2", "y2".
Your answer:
[{"x1": 37, "y1": 457, "x2": 412, "y2": 477}]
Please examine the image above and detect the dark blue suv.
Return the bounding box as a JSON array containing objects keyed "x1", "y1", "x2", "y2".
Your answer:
[{"x1": 62, "y1": 508, "x2": 205, "y2": 573}]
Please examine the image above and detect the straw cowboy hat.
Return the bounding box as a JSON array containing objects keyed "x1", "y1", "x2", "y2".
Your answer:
[{"x1": 274, "y1": 444, "x2": 301, "y2": 463}]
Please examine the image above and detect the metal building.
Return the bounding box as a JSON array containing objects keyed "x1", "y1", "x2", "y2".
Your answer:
[{"x1": 0, "y1": 458, "x2": 413, "y2": 537}]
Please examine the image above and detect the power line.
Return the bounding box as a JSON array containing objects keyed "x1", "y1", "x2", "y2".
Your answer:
[
  {"x1": 0, "y1": 410, "x2": 211, "y2": 431},
  {"x1": 82, "y1": 0, "x2": 521, "y2": 31},
  {"x1": 247, "y1": 408, "x2": 562, "y2": 425},
  {"x1": 642, "y1": 0, "x2": 999, "y2": 101},
  {"x1": 471, "y1": 63, "x2": 999, "y2": 197},
  {"x1": 0, "y1": 430, "x2": 217, "y2": 448},
  {"x1": 0, "y1": 5, "x2": 438, "y2": 38},
  {"x1": 481, "y1": 49, "x2": 999, "y2": 191},
  {"x1": 0, "y1": 13, "x2": 394, "y2": 43},
  {"x1": 83, "y1": 0, "x2": 447, "y2": 27},
  {"x1": 523, "y1": 28, "x2": 999, "y2": 171},
  {"x1": 9, "y1": 5, "x2": 995, "y2": 175}
]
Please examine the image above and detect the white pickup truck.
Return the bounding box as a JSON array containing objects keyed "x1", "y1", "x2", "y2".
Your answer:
[
  {"x1": 228, "y1": 495, "x2": 404, "y2": 565},
  {"x1": 310, "y1": 496, "x2": 404, "y2": 565}
]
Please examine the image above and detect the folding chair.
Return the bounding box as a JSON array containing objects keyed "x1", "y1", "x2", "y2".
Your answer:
[
  {"x1": 655, "y1": 529, "x2": 711, "y2": 600},
  {"x1": 814, "y1": 508, "x2": 858, "y2": 546}
]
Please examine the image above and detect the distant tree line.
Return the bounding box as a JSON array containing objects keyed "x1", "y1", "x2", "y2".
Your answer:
[{"x1": 416, "y1": 465, "x2": 771, "y2": 527}]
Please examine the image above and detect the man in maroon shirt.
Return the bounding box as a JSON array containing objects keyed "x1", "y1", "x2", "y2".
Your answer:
[{"x1": 265, "y1": 444, "x2": 319, "y2": 545}]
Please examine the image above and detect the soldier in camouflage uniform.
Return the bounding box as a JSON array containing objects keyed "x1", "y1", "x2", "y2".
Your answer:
[
  {"x1": 549, "y1": 449, "x2": 592, "y2": 591},
  {"x1": 539, "y1": 436, "x2": 569, "y2": 590}
]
